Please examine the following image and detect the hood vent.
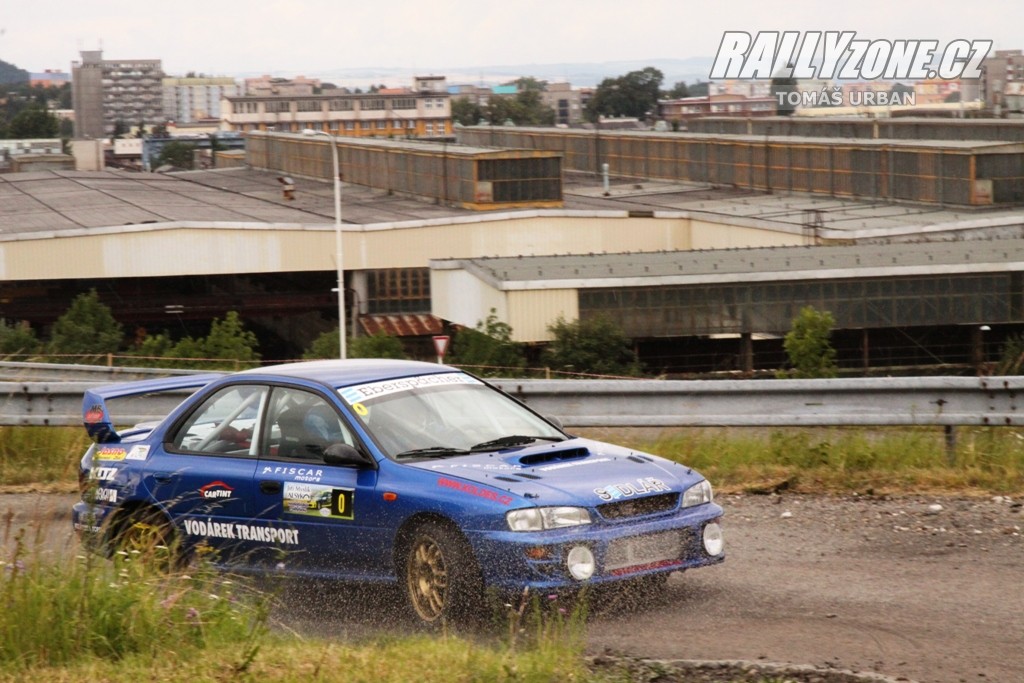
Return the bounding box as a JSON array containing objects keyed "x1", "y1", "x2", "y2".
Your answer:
[{"x1": 518, "y1": 447, "x2": 590, "y2": 466}]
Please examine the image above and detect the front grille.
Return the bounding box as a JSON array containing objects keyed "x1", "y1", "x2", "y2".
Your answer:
[{"x1": 598, "y1": 492, "x2": 679, "y2": 520}]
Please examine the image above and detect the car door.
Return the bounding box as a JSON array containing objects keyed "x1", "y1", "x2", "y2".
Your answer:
[
  {"x1": 251, "y1": 385, "x2": 386, "y2": 579},
  {"x1": 147, "y1": 383, "x2": 268, "y2": 563}
]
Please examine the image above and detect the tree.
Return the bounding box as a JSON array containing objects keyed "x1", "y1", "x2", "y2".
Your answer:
[
  {"x1": 689, "y1": 81, "x2": 710, "y2": 97},
  {"x1": 781, "y1": 306, "x2": 838, "y2": 378},
  {"x1": 112, "y1": 119, "x2": 129, "y2": 139},
  {"x1": 449, "y1": 309, "x2": 526, "y2": 376},
  {"x1": 349, "y1": 331, "x2": 407, "y2": 359},
  {"x1": 304, "y1": 329, "x2": 342, "y2": 360},
  {"x1": 543, "y1": 315, "x2": 640, "y2": 377},
  {"x1": 144, "y1": 311, "x2": 261, "y2": 370},
  {"x1": 481, "y1": 91, "x2": 555, "y2": 126},
  {"x1": 0, "y1": 320, "x2": 39, "y2": 357},
  {"x1": 198, "y1": 312, "x2": 260, "y2": 366},
  {"x1": 664, "y1": 81, "x2": 690, "y2": 99},
  {"x1": 451, "y1": 97, "x2": 484, "y2": 127},
  {"x1": 7, "y1": 106, "x2": 59, "y2": 138},
  {"x1": 585, "y1": 67, "x2": 664, "y2": 121},
  {"x1": 155, "y1": 141, "x2": 196, "y2": 169},
  {"x1": 48, "y1": 290, "x2": 124, "y2": 359}
]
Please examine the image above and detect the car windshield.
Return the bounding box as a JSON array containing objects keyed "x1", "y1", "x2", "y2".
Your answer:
[{"x1": 337, "y1": 372, "x2": 564, "y2": 459}]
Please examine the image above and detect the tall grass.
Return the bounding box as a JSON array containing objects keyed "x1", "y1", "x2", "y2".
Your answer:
[
  {"x1": 3, "y1": 425, "x2": 1024, "y2": 494},
  {"x1": 0, "y1": 427, "x2": 90, "y2": 489},
  {"x1": 0, "y1": 530, "x2": 265, "y2": 673},
  {"x1": 589, "y1": 426, "x2": 1024, "y2": 494}
]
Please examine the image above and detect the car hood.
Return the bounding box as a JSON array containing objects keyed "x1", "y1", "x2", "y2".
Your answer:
[{"x1": 406, "y1": 437, "x2": 705, "y2": 506}]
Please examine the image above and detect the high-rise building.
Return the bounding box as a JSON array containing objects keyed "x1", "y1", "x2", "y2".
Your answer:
[
  {"x1": 163, "y1": 77, "x2": 239, "y2": 124},
  {"x1": 71, "y1": 50, "x2": 166, "y2": 139}
]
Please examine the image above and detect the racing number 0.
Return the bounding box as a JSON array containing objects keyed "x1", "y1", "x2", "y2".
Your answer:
[{"x1": 333, "y1": 489, "x2": 354, "y2": 520}]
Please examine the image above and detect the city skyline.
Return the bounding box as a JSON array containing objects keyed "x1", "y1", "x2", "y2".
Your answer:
[{"x1": 2, "y1": 0, "x2": 1022, "y2": 85}]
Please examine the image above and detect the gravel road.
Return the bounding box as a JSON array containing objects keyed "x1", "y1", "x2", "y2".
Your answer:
[{"x1": 3, "y1": 492, "x2": 1021, "y2": 683}]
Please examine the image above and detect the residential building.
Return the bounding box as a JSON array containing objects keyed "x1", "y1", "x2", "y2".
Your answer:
[
  {"x1": 163, "y1": 76, "x2": 240, "y2": 124},
  {"x1": 29, "y1": 70, "x2": 70, "y2": 87},
  {"x1": 242, "y1": 75, "x2": 320, "y2": 97},
  {"x1": 658, "y1": 93, "x2": 776, "y2": 123},
  {"x1": 221, "y1": 77, "x2": 452, "y2": 138},
  {"x1": 541, "y1": 82, "x2": 587, "y2": 125},
  {"x1": 981, "y1": 49, "x2": 1024, "y2": 114},
  {"x1": 71, "y1": 50, "x2": 165, "y2": 139}
]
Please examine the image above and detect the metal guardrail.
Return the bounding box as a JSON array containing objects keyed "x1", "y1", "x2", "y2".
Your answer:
[
  {"x1": 0, "y1": 362, "x2": 1020, "y2": 429},
  {"x1": 492, "y1": 377, "x2": 1024, "y2": 428}
]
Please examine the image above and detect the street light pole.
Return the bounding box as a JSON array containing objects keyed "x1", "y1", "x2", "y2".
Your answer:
[{"x1": 304, "y1": 129, "x2": 346, "y2": 359}]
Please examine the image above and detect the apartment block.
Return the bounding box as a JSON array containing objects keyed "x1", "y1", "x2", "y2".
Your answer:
[
  {"x1": 71, "y1": 50, "x2": 165, "y2": 139},
  {"x1": 222, "y1": 77, "x2": 452, "y2": 138},
  {"x1": 163, "y1": 77, "x2": 240, "y2": 124},
  {"x1": 981, "y1": 49, "x2": 1024, "y2": 114}
]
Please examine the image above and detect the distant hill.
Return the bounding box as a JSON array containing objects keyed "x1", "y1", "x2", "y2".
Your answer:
[
  {"x1": 0, "y1": 58, "x2": 30, "y2": 84},
  {"x1": 235, "y1": 57, "x2": 716, "y2": 90}
]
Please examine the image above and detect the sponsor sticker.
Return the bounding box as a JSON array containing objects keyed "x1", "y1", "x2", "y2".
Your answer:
[
  {"x1": 125, "y1": 445, "x2": 150, "y2": 461},
  {"x1": 282, "y1": 482, "x2": 355, "y2": 520},
  {"x1": 339, "y1": 373, "x2": 481, "y2": 406},
  {"x1": 260, "y1": 465, "x2": 324, "y2": 482},
  {"x1": 95, "y1": 447, "x2": 128, "y2": 462},
  {"x1": 89, "y1": 467, "x2": 118, "y2": 482},
  {"x1": 199, "y1": 481, "x2": 234, "y2": 499},
  {"x1": 594, "y1": 477, "x2": 671, "y2": 502},
  {"x1": 182, "y1": 518, "x2": 300, "y2": 545},
  {"x1": 437, "y1": 476, "x2": 513, "y2": 506}
]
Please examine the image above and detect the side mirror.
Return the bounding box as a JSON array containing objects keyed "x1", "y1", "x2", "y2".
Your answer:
[
  {"x1": 323, "y1": 443, "x2": 373, "y2": 468},
  {"x1": 545, "y1": 415, "x2": 564, "y2": 430}
]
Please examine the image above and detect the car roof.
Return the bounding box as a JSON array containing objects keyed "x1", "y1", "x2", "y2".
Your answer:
[{"x1": 235, "y1": 358, "x2": 457, "y2": 388}]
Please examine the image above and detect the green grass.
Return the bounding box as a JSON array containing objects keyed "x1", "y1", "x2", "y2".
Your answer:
[
  {"x1": 576, "y1": 425, "x2": 1024, "y2": 495},
  {"x1": 2, "y1": 425, "x2": 1023, "y2": 495},
  {"x1": 0, "y1": 426, "x2": 90, "y2": 490},
  {"x1": 0, "y1": 531, "x2": 265, "y2": 674}
]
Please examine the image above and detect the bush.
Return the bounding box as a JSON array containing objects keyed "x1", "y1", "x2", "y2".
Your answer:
[
  {"x1": 449, "y1": 309, "x2": 525, "y2": 376},
  {"x1": 543, "y1": 315, "x2": 640, "y2": 377},
  {"x1": 48, "y1": 290, "x2": 124, "y2": 360},
  {"x1": 781, "y1": 306, "x2": 837, "y2": 378}
]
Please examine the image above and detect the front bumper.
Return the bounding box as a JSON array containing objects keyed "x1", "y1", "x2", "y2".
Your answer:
[{"x1": 468, "y1": 501, "x2": 724, "y2": 591}]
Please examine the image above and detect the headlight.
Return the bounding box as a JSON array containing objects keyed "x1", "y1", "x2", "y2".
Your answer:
[
  {"x1": 506, "y1": 506, "x2": 592, "y2": 531},
  {"x1": 682, "y1": 480, "x2": 713, "y2": 508}
]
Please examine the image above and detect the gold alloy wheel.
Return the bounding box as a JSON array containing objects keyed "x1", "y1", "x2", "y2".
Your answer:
[{"x1": 406, "y1": 534, "x2": 450, "y2": 622}]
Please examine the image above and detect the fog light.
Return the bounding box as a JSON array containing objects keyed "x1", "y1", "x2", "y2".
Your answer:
[
  {"x1": 525, "y1": 546, "x2": 551, "y2": 560},
  {"x1": 702, "y1": 522, "x2": 724, "y2": 556},
  {"x1": 566, "y1": 545, "x2": 595, "y2": 580}
]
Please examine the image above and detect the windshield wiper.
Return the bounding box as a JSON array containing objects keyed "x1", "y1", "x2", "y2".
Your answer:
[
  {"x1": 395, "y1": 446, "x2": 470, "y2": 460},
  {"x1": 470, "y1": 435, "x2": 564, "y2": 452}
]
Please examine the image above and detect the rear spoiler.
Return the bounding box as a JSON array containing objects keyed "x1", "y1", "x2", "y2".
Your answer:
[{"x1": 83, "y1": 373, "x2": 225, "y2": 443}]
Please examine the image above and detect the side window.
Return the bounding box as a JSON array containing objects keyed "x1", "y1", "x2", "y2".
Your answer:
[
  {"x1": 264, "y1": 388, "x2": 354, "y2": 461},
  {"x1": 170, "y1": 384, "x2": 267, "y2": 455}
]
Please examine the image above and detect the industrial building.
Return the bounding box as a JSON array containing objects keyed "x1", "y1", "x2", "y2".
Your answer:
[
  {"x1": 456, "y1": 125, "x2": 1024, "y2": 207},
  {"x1": 2, "y1": 144, "x2": 1024, "y2": 374}
]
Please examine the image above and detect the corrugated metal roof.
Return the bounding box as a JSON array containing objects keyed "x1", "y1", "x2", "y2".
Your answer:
[
  {"x1": 442, "y1": 237, "x2": 1024, "y2": 286},
  {"x1": 359, "y1": 313, "x2": 443, "y2": 337}
]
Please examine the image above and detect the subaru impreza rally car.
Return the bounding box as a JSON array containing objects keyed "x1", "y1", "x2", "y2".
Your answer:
[{"x1": 72, "y1": 359, "x2": 724, "y2": 623}]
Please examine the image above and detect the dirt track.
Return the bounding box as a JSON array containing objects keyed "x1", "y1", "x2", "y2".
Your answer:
[{"x1": 3, "y1": 492, "x2": 1021, "y2": 683}]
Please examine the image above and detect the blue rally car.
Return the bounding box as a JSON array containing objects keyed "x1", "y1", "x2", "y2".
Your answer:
[{"x1": 72, "y1": 359, "x2": 724, "y2": 623}]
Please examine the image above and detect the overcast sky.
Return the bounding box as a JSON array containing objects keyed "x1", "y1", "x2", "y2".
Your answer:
[{"x1": 2, "y1": 0, "x2": 1022, "y2": 83}]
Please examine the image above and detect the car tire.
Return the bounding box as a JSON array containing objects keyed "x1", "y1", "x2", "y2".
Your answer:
[
  {"x1": 401, "y1": 521, "x2": 482, "y2": 625},
  {"x1": 109, "y1": 507, "x2": 179, "y2": 570}
]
